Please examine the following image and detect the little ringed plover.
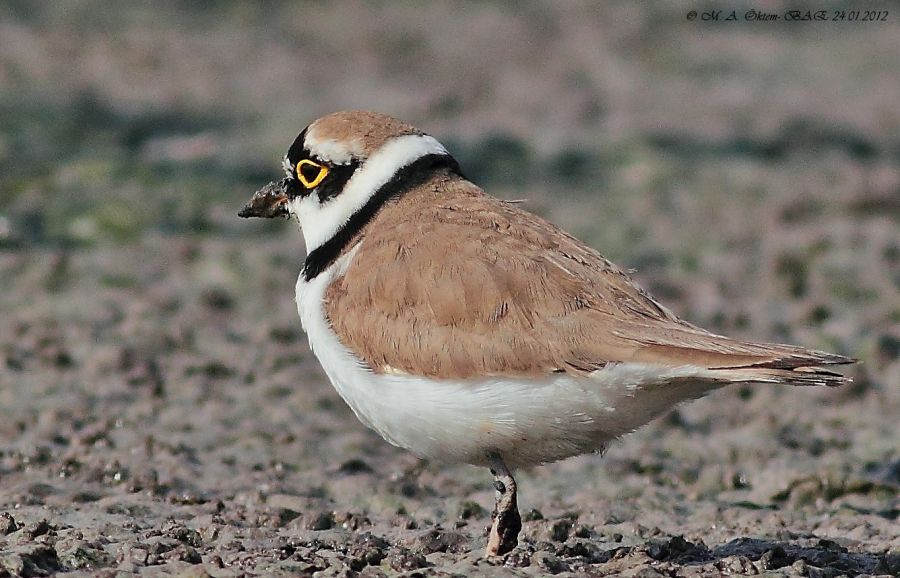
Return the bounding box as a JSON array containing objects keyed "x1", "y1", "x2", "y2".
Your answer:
[{"x1": 239, "y1": 110, "x2": 853, "y2": 556}]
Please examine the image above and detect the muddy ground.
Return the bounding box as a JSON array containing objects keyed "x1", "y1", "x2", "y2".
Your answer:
[{"x1": 1, "y1": 2, "x2": 899, "y2": 576}]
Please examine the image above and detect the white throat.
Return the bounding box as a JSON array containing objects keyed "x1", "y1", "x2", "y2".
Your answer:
[{"x1": 289, "y1": 134, "x2": 448, "y2": 253}]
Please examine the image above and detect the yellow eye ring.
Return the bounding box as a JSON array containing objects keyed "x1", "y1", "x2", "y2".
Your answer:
[{"x1": 296, "y1": 159, "x2": 329, "y2": 188}]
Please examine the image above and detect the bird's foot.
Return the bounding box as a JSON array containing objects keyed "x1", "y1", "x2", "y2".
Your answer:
[{"x1": 485, "y1": 457, "x2": 521, "y2": 557}]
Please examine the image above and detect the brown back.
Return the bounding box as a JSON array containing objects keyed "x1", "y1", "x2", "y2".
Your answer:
[{"x1": 324, "y1": 174, "x2": 849, "y2": 380}]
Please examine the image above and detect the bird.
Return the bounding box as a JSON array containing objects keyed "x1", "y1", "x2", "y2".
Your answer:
[{"x1": 239, "y1": 110, "x2": 854, "y2": 557}]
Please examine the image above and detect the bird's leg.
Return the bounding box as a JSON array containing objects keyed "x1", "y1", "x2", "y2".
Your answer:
[{"x1": 485, "y1": 454, "x2": 521, "y2": 557}]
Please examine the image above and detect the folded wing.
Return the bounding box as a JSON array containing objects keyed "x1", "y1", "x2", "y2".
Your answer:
[{"x1": 324, "y1": 178, "x2": 853, "y2": 386}]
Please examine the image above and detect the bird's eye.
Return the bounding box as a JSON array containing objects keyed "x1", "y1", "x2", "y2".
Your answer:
[{"x1": 296, "y1": 159, "x2": 329, "y2": 189}]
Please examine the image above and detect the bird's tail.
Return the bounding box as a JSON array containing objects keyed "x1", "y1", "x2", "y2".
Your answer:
[
  {"x1": 633, "y1": 328, "x2": 856, "y2": 388},
  {"x1": 707, "y1": 363, "x2": 853, "y2": 388}
]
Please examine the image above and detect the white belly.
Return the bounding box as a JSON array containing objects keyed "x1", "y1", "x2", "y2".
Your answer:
[{"x1": 295, "y1": 246, "x2": 720, "y2": 468}]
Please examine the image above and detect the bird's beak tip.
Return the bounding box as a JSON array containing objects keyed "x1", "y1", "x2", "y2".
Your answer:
[{"x1": 239, "y1": 179, "x2": 291, "y2": 219}]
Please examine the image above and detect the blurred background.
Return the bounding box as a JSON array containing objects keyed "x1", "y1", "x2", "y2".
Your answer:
[
  {"x1": 0, "y1": 0, "x2": 897, "y2": 574},
  {"x1": 3, "y1": 0, "x2": 898, "y2": 389}
]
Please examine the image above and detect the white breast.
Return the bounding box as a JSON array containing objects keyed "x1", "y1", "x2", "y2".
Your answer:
[{"x1": 295, "y1": 245, "x2": 721, "y2": 468}]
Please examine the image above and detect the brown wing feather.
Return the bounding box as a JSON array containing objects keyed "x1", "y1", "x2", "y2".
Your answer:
[{"x1": 323, "y1": 176, "x2": 853, "y2": 382}]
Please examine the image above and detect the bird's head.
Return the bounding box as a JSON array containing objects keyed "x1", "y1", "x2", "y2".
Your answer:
[{"x1": 239, "y1": 110, "x2": 454, "y2": 252}]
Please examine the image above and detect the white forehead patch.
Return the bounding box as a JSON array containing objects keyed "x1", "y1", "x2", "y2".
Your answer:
[{"x1": 305, "y1": 128, "x2": 364, "y2": 166}]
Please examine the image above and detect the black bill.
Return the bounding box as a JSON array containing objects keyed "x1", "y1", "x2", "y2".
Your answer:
[{"x1": 238, "y1": 178, "x2": 292, "y2": 219}]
